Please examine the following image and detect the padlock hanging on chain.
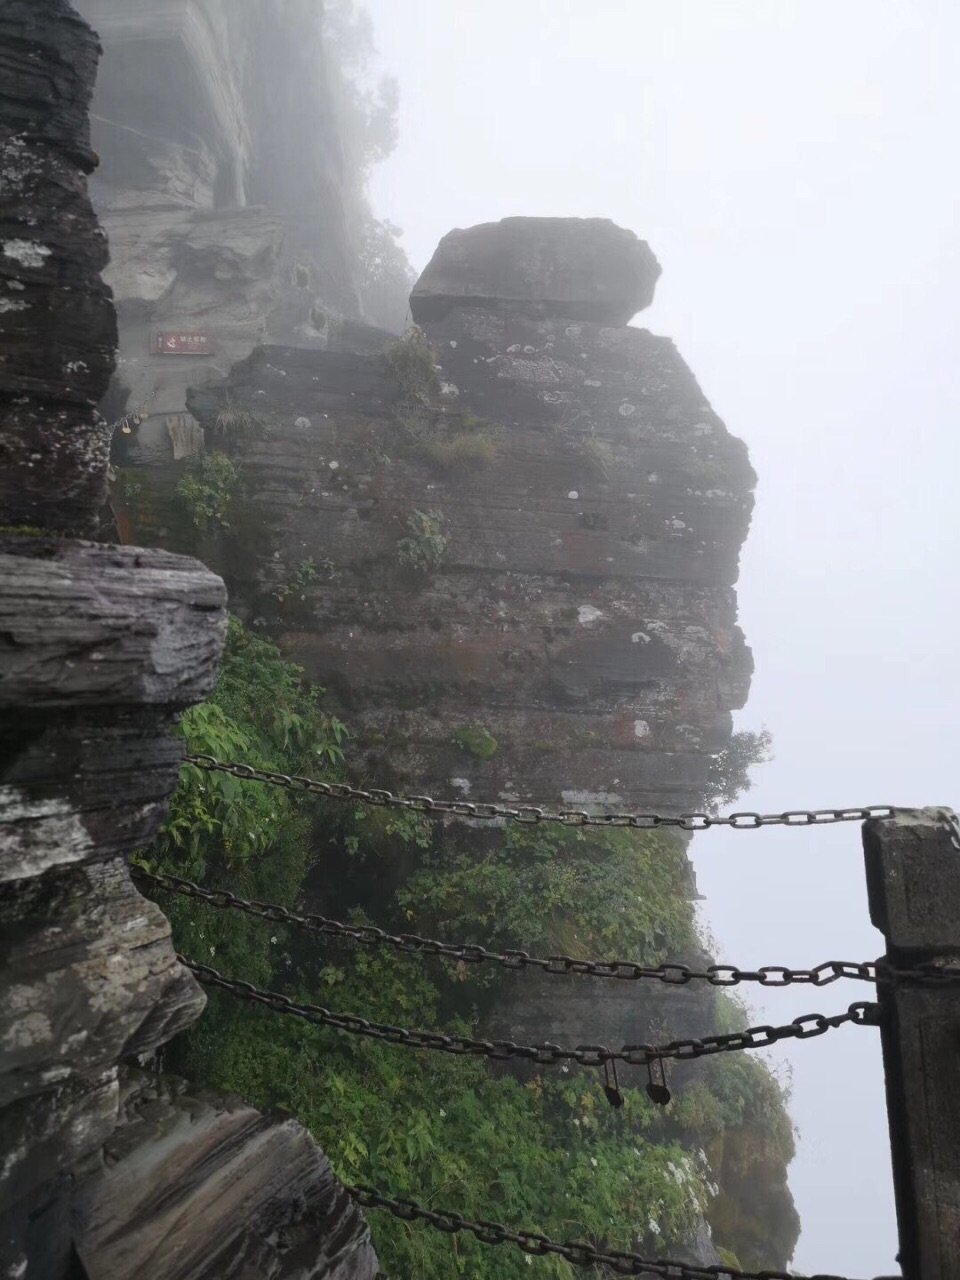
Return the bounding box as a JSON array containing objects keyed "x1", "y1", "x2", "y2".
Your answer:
[
  {"x1": 646, "y1": 1056, "x2": 671, "y2": 1106},
  {"x1": 601, "y1": 1057, "x2": 624, "y2": 1108}
]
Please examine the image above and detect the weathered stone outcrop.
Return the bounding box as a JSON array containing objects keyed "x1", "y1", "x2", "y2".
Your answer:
[
  {"x1": 70, "y1": 0, "x2": 371, "y2": 447},
  {"x1": 0, "y1": 0, "x2": 118, "y2": 535},
  {"x1": 0, "y1": 7, "x2": 378, "y2": 1276},
  {"x1": 182, "y1": 227, "x2": 754, "y2": 813},
  {"x1": 411, "y1": 216, "x2": 662, "y2": 326},
  {"x1": 72, "y1": 1073, "x2": 379, "y2": 1280}
]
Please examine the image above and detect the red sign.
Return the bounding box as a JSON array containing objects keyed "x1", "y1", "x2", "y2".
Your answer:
[{"x1": 155, "y1": 331, "x2": 213, "y2": 355}]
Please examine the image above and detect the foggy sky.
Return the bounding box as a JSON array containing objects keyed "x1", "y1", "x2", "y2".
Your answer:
[{"x1": 364, "y1": 1, "x2": 960, "y2": 1273}]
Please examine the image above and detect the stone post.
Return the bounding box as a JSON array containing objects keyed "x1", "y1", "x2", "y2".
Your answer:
[{"x1": 864, "y1": 809, "x2": 960, "y2": 1280}]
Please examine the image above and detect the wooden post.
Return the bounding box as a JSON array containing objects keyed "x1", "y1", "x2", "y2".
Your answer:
[{"x1": 864, "y1": 808, "x2": 960, "y2": 1280}]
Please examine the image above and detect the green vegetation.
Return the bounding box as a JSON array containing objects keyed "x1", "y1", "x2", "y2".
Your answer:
[
  {"x1": 141, "y1": 620, "x2": 796, "y2": 1276},
  {"x1": 450, "y1": 724, "x2": 498, "y2": 761},
  {"x1": 174, "y1": 450, "x2": 241, "y2": 531},
  {"x1": 418, "y1": 419, "x2": 501, "y2": 471},
  {"x1": 705, "y1": 727, "x2": 774, "y2": 812},
  {"x1": 396, "y1": 508, "x2": 448, "y2": 573},
  {"x1": 214, "y1": 396, "x2": 270, "y2": 439},
  {"x1": 271, "y1": 557, "x2": 337, "y2": 607},
  {"x1": 683, "y1": 456, "x2": 734, "y2": 488},
  {"x1": 549, "y1": 404, "x2": 615, "y2": 477},
  {"x1": 400, "y1": 823, "x2": 696, "y2": 962},
  {"x1": 385, "y1": 329, "x2": 501, "y2": 471},
  {"x1": 385, "y1": 326, "x2": 442, "y2": 410}
]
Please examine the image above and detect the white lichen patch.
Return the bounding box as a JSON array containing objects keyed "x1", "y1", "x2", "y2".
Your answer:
[
  {"x1": 439, "y1": 381, "x2": 460, "y2": 398},
  {"x1": 3, "y1": 239, "x2": 52, "y2": 269},
  {"x1": 567, "y1": 490, "x2": 579, "y2": 500},
  {"x1": 0, "y1": 298, "x2": 28, "y2": 313},
  {"x1": 633, "y1": 720, "x2": 651, "y2": 738},
  {"x1": 0, "y1": 787, "x2": 93, "y2": 882},
  {"x1": 2, "y1": 1010, "x2": 52, "y2": 1053},
  {"x1": 577, "y1": 604, "x2": 603, "y2": 625},
  {"x1": 631, "y1": 631, "x2": 651, "y2": 644},
  {"x1": 450, "y1": 777, "x2": 471, "y2": 795},
  {"x1": 561, "y1": 789, "x2": 625, "y2": 809}
]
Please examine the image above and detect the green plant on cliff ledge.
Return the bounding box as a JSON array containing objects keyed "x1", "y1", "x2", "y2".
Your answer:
[
  {"x1": 450, "y1": 724, "x2": 498, "y2": 761},
  {"x1": 385, "y1": 329, "x2": 501, "y2": 471},
  {"x1": 385, "y1": 325, "x2": 441, "y2": 406},
  {"x1": 705, "y1": 727, "x2": 774, "y2": 811},
  {"x1": 271, "y1": 557, "x2": 337, "y2": 607},
  {"x1": 174, "y1": 450, "x2": 241, "y2": 531},
  {"x1": 399, "y1": 823, "x2": 696, "y2": 963},
  {"x1": 140, "y1": 622, "x2": 798, "y2": 1278},
  {"x1": 214, "y1": 395, "x2": 270, "y2": 439},
  {"x1": 396, "y1": 508, "x2": 448, "y2": 573},
  {"x1": 137, "y1": 618, "x2": 346, "y2": 986}
]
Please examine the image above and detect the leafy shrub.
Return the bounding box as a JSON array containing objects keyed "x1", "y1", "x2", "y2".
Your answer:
[
  {"x1": 399, "y1": 823, "x2": 697, "y2": 962},
  {"x1": 450, "y1": 724, "x2": 498, "y2": 760},
  {"x1": 396, "y1": 509, "x2": 448, "y2": 573},
  {"x1": 139, "y1": 620, "x2": 797, "y2": 1278},
  {"x1": 174, "y1": 450, "x2": 240, "y2": 530},
  {"x1": 705, "y1": 728, "x2": 774, "y2": 811},
  {"x1": 271, "y1": 557, "x2": 336, "y2": 607}
]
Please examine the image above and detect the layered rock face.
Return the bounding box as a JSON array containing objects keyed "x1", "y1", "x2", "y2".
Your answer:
[
  {"x1": 0, "y1": 0, "x2": 117, "y2": 534},
  {"x1": 71, "y1": 0, "x2": 367, "y2": 454},
  {"x1": 0, "y1": 6, "x2": 378, "y2": 1276},
  {"x1": 411, "y1": 216, "x2": 662, "y2": 325},
  {"x1": 185, "y1": 217, "x2": 754, "y2": 814}
]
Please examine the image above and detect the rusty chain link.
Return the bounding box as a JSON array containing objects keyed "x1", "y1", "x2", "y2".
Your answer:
[
  {"x1": 349, "y1": 1185, "x2": 893, "y2": 1278},
  {"x1": 182, "y1": 753, "x2": 960, "y2": 849},
  {"x1": 138, "y1": 866, "x2": 887, "y2": 987},
  {"x1": 181, "y1": 956, "x2": 877, "y2": 1066}
]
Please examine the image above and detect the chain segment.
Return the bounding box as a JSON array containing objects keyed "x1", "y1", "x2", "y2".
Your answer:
[
  {"x1": 181, "y1": 956, "x2": 877, "y2": 1066},
  {"x1": 350, "y1": 1184, "x2": 888, "y2": 1279},
  {"x1": 141, "y1": 867, "x2": 886, "y2": 987},
  {"x1": 182, "y1": 753, "x2": 907, "y2": 832}
]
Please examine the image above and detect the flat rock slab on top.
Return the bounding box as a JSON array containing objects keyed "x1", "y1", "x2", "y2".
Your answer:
[{"x1": 409, "y1": 216, "x2": 661, "y2": 326}]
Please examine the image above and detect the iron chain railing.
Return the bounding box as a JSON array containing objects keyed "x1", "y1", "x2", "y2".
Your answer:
[
  {"x1": 139, "y1": 866, "x2": 903, "y2": 987},
  {"x1": 349, "y1": 1184, "x2": 894, "y2": 1279},
  {"x1": 181, "y1": 753, "x2": 960, "y2": 848},
  {"x1": 181, "y1": 956, "x2": 877, "y2": 1066}
]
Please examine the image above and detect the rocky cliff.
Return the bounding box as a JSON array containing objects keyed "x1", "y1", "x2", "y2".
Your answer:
[
  {"x1": 71, "y1": 0, "x2": 409, "y2": 465},
  {"x1": 107, "y1": 217, "x2": 800, "y2": 1270},
  {"x1": 177, "y1": 217, "x2": 755, "y2": 815},
  {"x1": 0, "y1": 5, "x2": 378, "y2": 1277}
]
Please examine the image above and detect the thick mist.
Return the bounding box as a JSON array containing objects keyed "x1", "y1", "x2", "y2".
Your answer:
[{"x1": 366, "y1": 1, "x2": 960, "y2": 1272}]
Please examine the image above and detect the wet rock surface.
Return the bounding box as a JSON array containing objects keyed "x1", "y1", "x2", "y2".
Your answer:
[
  {"x1": 185, "y1": 296, "x2": 754, "y2": 813},
  {"x1": 0, "y1": 0, "x2": 118, "y2": 535},
  {"x1": 411, "y1": 216, "x2": 662, "y2": 326},
  {"x1": 0, "y1": 6, "x2": 379, "y2": 1275},
  {"x1": 71, "y1": 1072, "x2": 379, "y2": 1280}
]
